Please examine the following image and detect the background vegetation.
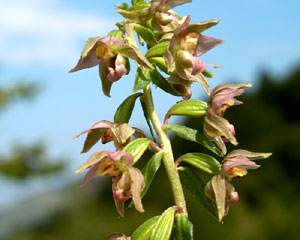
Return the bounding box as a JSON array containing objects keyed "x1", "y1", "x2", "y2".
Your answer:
[{"x1": 1, "y1": 65, "x2": 300, "y2": 239}]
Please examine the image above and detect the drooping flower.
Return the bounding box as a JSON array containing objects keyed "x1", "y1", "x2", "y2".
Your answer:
[
  {"x1": 222, "y1": 149, "x2": 272, "y2": 182},
  {"x1": 203, "y1": 83, "x2": 252, "y2": 155},
  {"x1": 205, "y1": 149, "x2": 271, "y2": 221},
  {"x1": 69, "y1": 36, "x2": 153, "y2": 96},
  {"x1": 164, "y1": 16, "x2": 224, "y2": 96},
  {"x1": 73, "y1": 120, "x2": 145, "y2": 153},
  {"x1": 76, "y1": 150, "x2": 145, "y2": 216}
]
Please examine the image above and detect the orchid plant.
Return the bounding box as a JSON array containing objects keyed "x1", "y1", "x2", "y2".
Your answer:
[{"x1": 70, "y1": 0, "x2": 271, "y2": 239}]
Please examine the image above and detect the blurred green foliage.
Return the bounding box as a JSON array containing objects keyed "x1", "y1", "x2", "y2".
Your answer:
[
  {"x1": 0, "y1": 143, "x2": 65, "y2": 180},
  {"x1": 6, "y1": 65, "x2": 300, "y2": 239},
  {"x1": 0, "y1": 82, "x2": 39, "y2": 112},
  {"x1": 0, "y1": 80, "x2": 65, "y2": 179}
]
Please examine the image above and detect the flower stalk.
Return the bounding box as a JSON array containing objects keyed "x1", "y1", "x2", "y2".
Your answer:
[{"x1": 143, "y1": 84, "x2": 187, "y2": 213}]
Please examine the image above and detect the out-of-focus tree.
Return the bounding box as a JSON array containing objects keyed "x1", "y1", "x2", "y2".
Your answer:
[
  {"x1": 7, "y1": 65, "x2": 300, "y2": 240},
  {"x1": 0, "y1": 78, "x2": 65, "y2": 180}
]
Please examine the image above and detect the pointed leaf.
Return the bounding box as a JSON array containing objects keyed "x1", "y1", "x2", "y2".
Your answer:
[
  {"x1": 150, "y1": 207, "x2": 176, "y2": 240},
  {"x1": 114, "y1": 93, "x2": 143, "y2": 123},
  {"x1": 132, "y1": 216, "x2": 160, "y2": 240},
  {"x1": 132, "y1": 0, "x2": 144, "y2": 5},
  {"x1": 99, "y1": 62, "x2": 113, "y2": 97},
  {"x1": 165, "y1": 124, "x2": 223, "y2": 157},
  {"x1": 140, "y1": 96, "x2": 157, "y2": 142},
  {"x1": 108, "y1": 30, "x2": 123, "y2": 39},
  {"x1": 141, "y1": 152, "x2": 163, "y2": 199},
  {"x1": 179, "y1": 167, "x2": 218, "y2": 219},
  {"x1": 123, "y1": 138, "x2": 152, "y2": 164},
  {"x1": 150, "y1": 68, "x2": 181, "y2": 96},
  {"x1": 148, "y1": 57, "x2": 168, "y2": 74},
  {"x1": 177, "y1": 153, "x2": 221, "y2": 175},
  {"x1": 133, "y1": 23, "x2": 157, "y2": 47},
  {"x1": 174, "y1": 213, "x2": 193, "y2": 240},
  {"x1": 165, "y1": 100, "x2": 208, "y2": 123},
  {"x1": 133, "y1": 68, "x2": 151, "y2": 92},
  {"x1": 145, "y1": 42, "x2": 170, "y2": 58}
]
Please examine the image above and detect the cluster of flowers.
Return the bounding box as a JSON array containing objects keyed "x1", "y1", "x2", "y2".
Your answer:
[{"x1": 70, "y1": 0, "x2": 271, "y2": 225}]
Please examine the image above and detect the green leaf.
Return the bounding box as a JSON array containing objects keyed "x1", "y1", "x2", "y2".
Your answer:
[
  {"x1": 177, "y1": 153, "x2": 221, "y2": 175},
  {"x1": 165, "y1": 125, "x2": 223, "y2": 157},
  {"x1": 141, "y1": 152, "x2": 163, "y2": 199},
  {"x1": 107, "y1": 30, "x2": 123, "y2": 39},
  {"x1": 132, "y1": 216, "x2": 160, "y2": 240},
  {"x1": 140, "y1": 96, "x2": 157, "y2": 142},
  {"x1": 132, "y1": 0, "x2": 144, "y2": 5},
  {"x1": 202, "y1": 69, "x2": 215, "y2": 78},
  {"x1": 148, "y1": 57, "x2": 168, "y2": 74},
  {"x1": 150, "y1": 69, "x2": 181, "y2": 96},
  {"x1": 164, "y1": 100, "x2": 208, "y2": 122},
  {"x1": 145, "y1": 41, "x2": 170, "y2": 58},
  {"x1": 133, "y1": 23, "x2": 157, "y2": 47},
  {"x1": 81, "y1": 128, "x2": 106, "y2": 153},
  {"x1": 114, "y1": 93, "x2": 143, "y2": 123},
  {"x1": 133, "y1": 68, "x2": 151, "y2": 92},
  {"x1": 123, "y1": 138, "x2": 152, "y2": 164},
  {"x1": 150, "y1": 207, "x2": 176, "y2": 240},
  {"x1": 99, "y1": 62, "x2": 113, "y2": 97},
  {"x1": 179, "y1": 167, "x2": 218, "y2": 220},
  {"x1": 174, "y1": 213, "x2": 193, "y2": 240}
]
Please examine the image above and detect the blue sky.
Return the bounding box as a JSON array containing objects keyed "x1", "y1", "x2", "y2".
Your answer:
[{"x1": 1, "y1": 0, "x2": 300, "y2": 207}]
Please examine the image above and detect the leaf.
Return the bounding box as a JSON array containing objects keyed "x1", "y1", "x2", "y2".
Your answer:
[
  {"x1": 148, "y1": 57, "x2": 168, "y2": 74},
  {"x1": 99, "y1": 62, "x2": 113, "y2": 97},
  {"x1": 133, "y1": 68, "x2": 151, "y2": 92},
  {"x1": 164, "y1": 100, "x2": 208, "y2": 123},
  {"x1": 150, "y1": 207, "x2": 176, "y2": 240},
  {"x1": 177, "y1": 152, "x2": 221, "y2": 175},
  {"x1": 133, "y1": 23, "x2": 157, "y2": 47},
  {"x1": 141, "y1": 152, "x2": 163, "y2": 199},
  {"x1": 132, "y1": 0, "x2": 145, "y2": 6},
  {"x1": 174, "y1": 213, "x2": 193, "y2": 240},
  {"x1": 122, "y1": 138, "x2": 152, "y2": 164},
  {"x1": 129, "y1": 167, "x2": 145, "y2": 213},
  {"x1": 202, "y1": 69, "x2": 215, "y2": 78},
  {"x1": 145, "y1": 41, "x2": 170, "y2": 58},
  {"x1": 107, "y1": 30, "x2": 123, "y2": 39},
  {"x1": 165, "y1": 125, "x2": 223, "y2": 157},
  {"x1": 140, "y1": 96, "x2": 157, "y2": 142},
  {"x1": 132, "y1": 216, "x2": 160, "y2": 240},
  {"x1": 150, "y1": 69, "x2": 181, "y2": 96},
  {"x1": 114, "y1": 93, "x2": 143, "y2": 123},
  {"x1": 179, "y1": 167, "x2": 218, "y2": 219}
]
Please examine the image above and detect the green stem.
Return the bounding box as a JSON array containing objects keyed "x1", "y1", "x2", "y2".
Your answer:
[{"x1": 143, "y1": 84, "x2": 187, "y2": 213}]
